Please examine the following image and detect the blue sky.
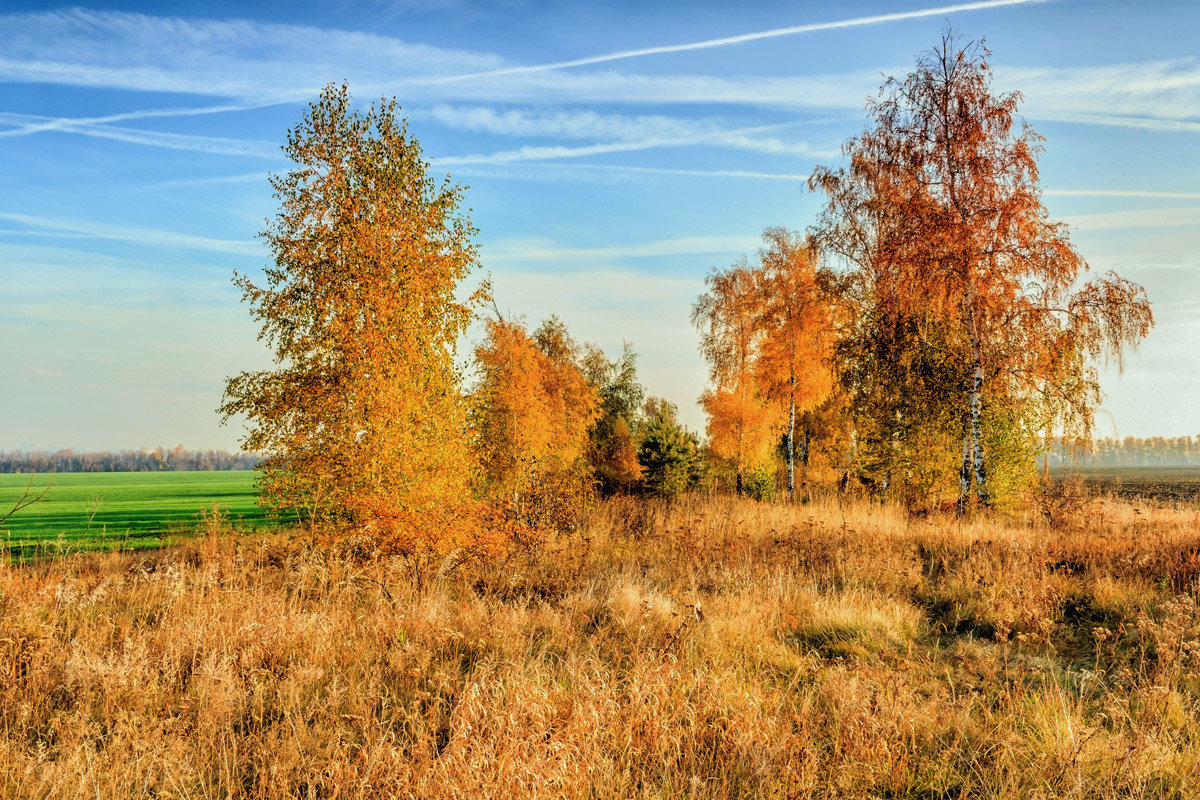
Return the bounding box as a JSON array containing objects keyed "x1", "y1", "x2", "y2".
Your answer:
[{"x1": 2, "y1": 0, "x2": 1197, "y2": 450}]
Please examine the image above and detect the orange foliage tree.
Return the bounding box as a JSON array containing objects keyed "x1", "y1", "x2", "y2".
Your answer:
[
  {"x1": 810, "y1": 33, "x2": 1152, "y2": 509},
  {"x1": 693, "y1": 260, "x2": 773, "y2": 494},
  {"x1": 471, "y1": 315, "x2": 600, "y2": 527},
  {"x1": 220, "y1": 84, "x2": 485, "y2": 553},
  {"x1": 753, "y1": 228, "x2": 835, "y2": 496},
  {"x1": 694, "y1": 231, "x2": 836, "y2": 497}
]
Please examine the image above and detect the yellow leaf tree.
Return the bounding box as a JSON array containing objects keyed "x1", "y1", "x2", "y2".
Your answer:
[
  {"x1": 472, "y1": 315, "x2": 600, "y2": 526},
  {"x1": 693, "y1": 261, "x2": 774, "y2": 494},
  {"x1": 220, "y1": 83, "x2": 484, "y2": 553},
  {"x1": 753, "y1": 228, "x2": 835, "y2": 497}
]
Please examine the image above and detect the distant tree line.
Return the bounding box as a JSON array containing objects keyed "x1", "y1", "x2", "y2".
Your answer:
[
  {"x1": 1045, "y1": 437, "x2": 1200, "y2": 468},
  {"x1": 0, "y1": 447, "x2": 259, "y2": 474}
]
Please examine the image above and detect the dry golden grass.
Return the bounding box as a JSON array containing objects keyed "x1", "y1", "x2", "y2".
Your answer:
[{"x1": 2, "y1": 493, "x2": 1199, "y2": 798}]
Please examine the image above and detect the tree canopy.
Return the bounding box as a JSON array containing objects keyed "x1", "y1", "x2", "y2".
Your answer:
[{"x1": 471, "y1": 314, "x2": 600, "y2": 508}]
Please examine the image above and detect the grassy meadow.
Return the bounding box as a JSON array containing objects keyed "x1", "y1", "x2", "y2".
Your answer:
[
  {"x1": 2, "y1": 490, "x2": 1200, "y2": 798},
  {"x1": 0, "y1": 472, "x2": 274, "y2": 557}
]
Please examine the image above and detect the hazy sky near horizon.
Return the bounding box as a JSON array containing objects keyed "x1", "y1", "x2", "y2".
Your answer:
[{"x1": 2, "y1": 0, "x2": 1198, "y2": 451}]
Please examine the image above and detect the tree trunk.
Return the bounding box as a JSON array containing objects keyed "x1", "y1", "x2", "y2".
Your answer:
[
  {"x1": 969, "y1": 353, "x2": 988, "y2": 504},
  {"x1": 958, "y1": 428, "x2": 973, "y2": 514},
  {"x1": 958, "y1": 336, "x2": 989, "y2": 511},
  {"x1": 958, "y1": 291, "x2": 989, "y2": 512},
  {"x1": 786, "y1": 381, "x2": 796, "y2": 498}
]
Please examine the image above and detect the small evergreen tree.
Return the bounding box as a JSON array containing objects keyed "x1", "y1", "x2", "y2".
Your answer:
[
  {"x1": 637, "y1": 399, "x2": 702, "y2": 498},
  {"x1": 582, "y1": 342, "x2": 646, "y2": 494}
]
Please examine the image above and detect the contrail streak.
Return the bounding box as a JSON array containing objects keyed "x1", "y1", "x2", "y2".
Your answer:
[
  {"x1": 434, "y1": 0, "x2": 1051, "y2": 83},
  {"x1": 0, "y1": 100, "x2": 289, "y2": 139}
]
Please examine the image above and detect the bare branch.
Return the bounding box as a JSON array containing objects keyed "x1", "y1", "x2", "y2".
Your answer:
[{"x1": 0, "y1": 472, "x2": 54, "y2": 527}]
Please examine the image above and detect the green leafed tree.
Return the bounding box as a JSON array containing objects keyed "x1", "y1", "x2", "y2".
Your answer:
[
  {"x1": 637, "y1": 398, "x2": 703, "y2": 498},
  {"x1": 582, "y1": 342, "x2": 646, "y2": 494}
]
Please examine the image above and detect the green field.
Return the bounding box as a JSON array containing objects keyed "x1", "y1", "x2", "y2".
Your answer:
[{"x1": 0, "y1": 471, "x2": 279, "y2": 556}]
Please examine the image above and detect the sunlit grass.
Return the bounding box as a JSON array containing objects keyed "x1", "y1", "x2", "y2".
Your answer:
[{"x1": 1, "y1": 492, "x2": 1198, "y2": 798}]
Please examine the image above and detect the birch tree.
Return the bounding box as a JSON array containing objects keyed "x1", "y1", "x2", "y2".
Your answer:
[
  {"x1": 220, "y1": 84, "x2": 485, "y2": 552},
  {"x1": 693, "y1": 261, "x2": 773, "y2": 494},
  {"x1": 753, "y1": 228, "x2": 835, "y2": 497},
  {"x1": 810, "y1": 33, "x2": 1152, "y2": 510},
  {"x1": 471, "y1": 315, "x2": 600, "y2": 524}
]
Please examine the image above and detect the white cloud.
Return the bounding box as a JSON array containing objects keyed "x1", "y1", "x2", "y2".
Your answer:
[
  {"x1": 435, "y1": 130, "x2": 833, "y2": 166},
  {"x1": 424, "y1": 106, "x2": 839, "y2": 161},
  {"x1": 4, "y1": 7, "x2": 1196, "y2": 145},
  {"x1": 0, "y1": 100, "x2": 283, "y2": 136},
  {"x1": 1066, "y1": 206, "x2": 1200, "y2": 232},
  {"x1": 437, "y1": 139, "x2": 694, "y2": 166},
  {"x1": 1004, "y1": 59, "x2": 1200, "y2": 125},
  {"x1": 1031, "y1": 112, "x2": 1200, "y2": 134},
  {"x1": 415, "y1": 69, "x2": 885, "y2": 111},
  {"x1": 0, "y1": 4, "x2": 1040, "y2": 105},
  {"x1": 1046, "y1": 189, "x2": 1200, "y2": 200},
  {"x1": 0, "y1": 112, "x2": 278, "y2": 156},
  {"x1": 0, "y1": 8, "x2": 500, "y2": 100},
  {"x1": 146, "y1": 171, "x2": 272, "y2": 188},
  {"x1": 450, "y1": 162, "x2": 813, "y2": 183},
  {"x1": 424, "y1": 105, "x2": 680, "y2": 140},
  {"x1": 484, "y1": 235, "x2": 760, "y2": 264}
]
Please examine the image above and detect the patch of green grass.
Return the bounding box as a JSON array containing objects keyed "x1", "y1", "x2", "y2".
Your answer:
[{"x1": 0, "y1": 471, "x2": 279, "y2": 555}]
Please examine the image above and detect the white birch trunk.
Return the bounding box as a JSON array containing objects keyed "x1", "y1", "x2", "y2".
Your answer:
[
  {"x1": 969, "y1": 353, "x2": 988, "y2": 504},
  {"x1": 787, "y1": 377, "x2": 796, "y2": 498},
  {"x1": 958, "y1": 298, "x2": 989, "y2": 510},
  {"x1": 959, "y1": 429, "x2": 973, "y2": 512}
]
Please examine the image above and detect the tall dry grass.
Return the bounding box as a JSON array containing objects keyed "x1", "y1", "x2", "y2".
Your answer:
[{"x1": 2, "y1": 493, "x2": 1199, "y2": 798}]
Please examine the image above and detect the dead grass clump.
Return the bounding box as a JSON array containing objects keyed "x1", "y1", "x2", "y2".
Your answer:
[{"x1": 1034, "y1": 473, "x2": 1094, "y2": 529}]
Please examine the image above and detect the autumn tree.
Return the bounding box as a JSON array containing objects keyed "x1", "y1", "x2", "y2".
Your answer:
[
  {"x1": 693, "y1": 261, "x2": 773, "y2": 494},
  {"x1": 471, "y1": 314, "x2": 600, "y2": 526},
  {"x1": 809, "y1": 32, "x2": 1152, "y2": 509},
  {"x1": 836, "y1": 309, "x2": 967, "y2": 502},
  {"x1": 219, "y1": 83, "x2": 484, "y2": 552},
  {"x1": 753, "y1": 228, "x2": 835, "y2": 496},
  {"x1": 694, "y1": 231, "x2": 837, "y2": 497}
]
